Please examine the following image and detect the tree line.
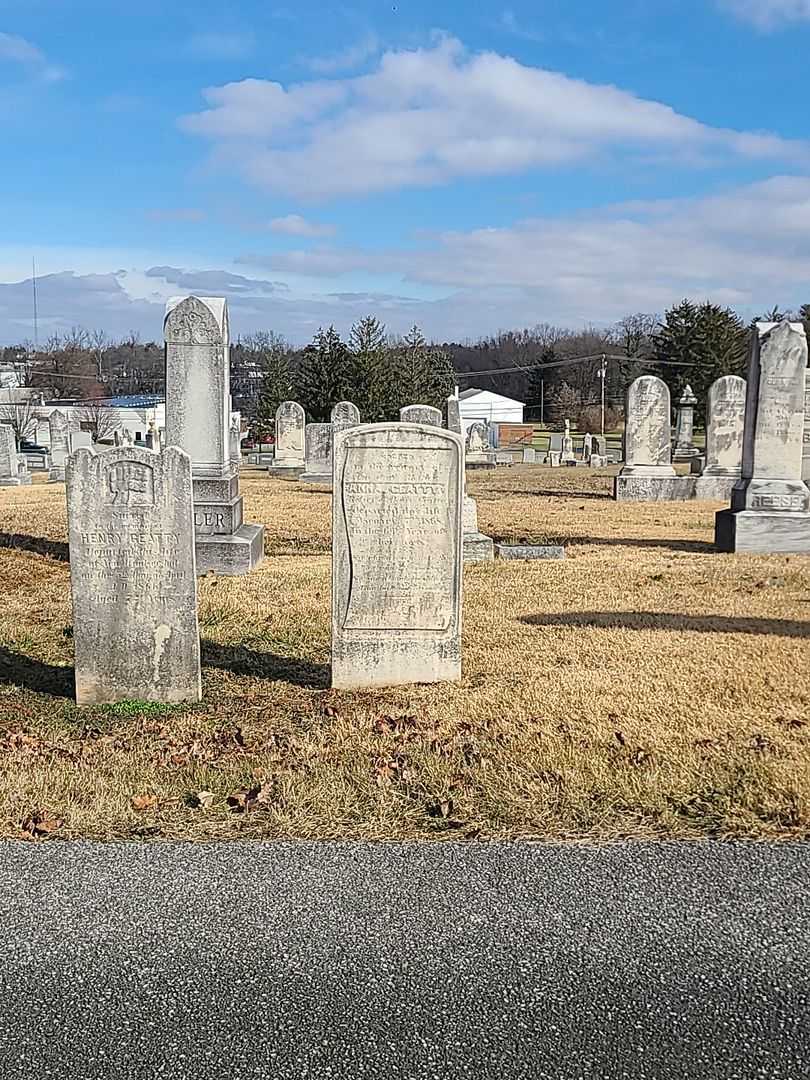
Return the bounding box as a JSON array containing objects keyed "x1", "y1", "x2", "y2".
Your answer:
[{"x1": 3, "y1": 300, "x2": 808, "y2": 434}]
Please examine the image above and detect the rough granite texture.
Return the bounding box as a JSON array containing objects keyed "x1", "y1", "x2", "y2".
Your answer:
[
  {"x1": 400, "y1": 404, "x2": 442, "y2": 427},
  {"x1": 332, "y1": 423, "x2": 463, "y2": 690},
  {"x1": 619, "y1": 375, "x2": 676, "y2": 478},
  {"x1": 65, "y1": 446, "x2": 201, "y2": 706}
]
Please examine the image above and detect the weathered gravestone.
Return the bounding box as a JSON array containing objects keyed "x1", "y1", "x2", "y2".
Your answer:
[
  {"x1": 66, "y1": 446, "x2": 202, "y2": 705},
  {"x1": 270, "y1": 400, "x2": 305, "y2": 478},
  {"x1": 331, "y1": 401, "x2": 361, "y2": 429},
  {"x1": 300, "y1": 423, "x2": 333, "y2": 487},
  {"x1": 0, "y1": 425, "x2": 27, "y2": 486},
  {"x1": 466, "y1": 421, "x2": 496, "y2": 470},
  {"x1": 716, "y1": 322, "x2": 810, "y2": 553},
  {"x1": 446, "y1": 396, "x2": 493, "y2": 562},
  {"x1": 71, "y1": 431, "x2": 93, "y2": 452},
  {"x1": 561, "y1": 420, "x2": 576, "y2": 465},
  {"x1": 48, "y1": 410, "x2": 70, "y2": 482},
  {"x1": 695, "y1": 375, "x2": 746, "y2": 501},
  {"x1": 672, "y1": 384, "x2": 700, "y2": 463},
  {"x1": 523, "y1": 447, "x2": 536, "y2": 464},
  {"x1": 803, "y1": 370, "x2": 810, "y2": 483},
  {"x1": 400, "y1": 404, "x2": 442, "y2": 427},
  {"x1": 332, "y1": 423, "x2": 463, "y2": 689},
  {"x1": 614, "y1": 375, "x2": 694, "y2": 501},
  {"x1": 164, "y1": 296, "x2": 264, "y2": 574}
]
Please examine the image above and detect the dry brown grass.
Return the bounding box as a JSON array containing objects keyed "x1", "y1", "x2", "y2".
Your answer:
[{"x1": 1, "y1": 465, "x2": 809, "y2": 842}]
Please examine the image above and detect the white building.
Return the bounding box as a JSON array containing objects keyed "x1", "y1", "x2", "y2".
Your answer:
[{"x1": 457, "y1": 387, "x2": 525, "y2": 435}]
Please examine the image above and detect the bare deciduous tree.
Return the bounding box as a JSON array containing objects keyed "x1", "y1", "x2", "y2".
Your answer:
[
  {"x1": 76, "y1": 403, "x2": 120, "y2": 443},
  {"x1": 0, "y1": 402, "x2": 38, "y2": 446}
]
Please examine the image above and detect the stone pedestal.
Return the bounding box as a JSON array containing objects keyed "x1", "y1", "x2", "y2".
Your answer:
[
  {"x1": 465, "y1": 452, "x2": 496, "y2": 470},
  {"x1": 164, "y1": 296, "x2": 264, "y2": 575},
  {"x1": 672, "y1": 384, "x2": 700, "y2": 462},
  {"x1": 462, "y1": 495, "x2": 493, "y2": 563},
  {"x1": 715, "y1": 323, "x2": 810, "y2": 554},
  {"x1": 694, "y1": 475, "x2": 738, "y2": 502},
  {"x1": 614, "y1": 475, "x2": 696, "y2": 501}
]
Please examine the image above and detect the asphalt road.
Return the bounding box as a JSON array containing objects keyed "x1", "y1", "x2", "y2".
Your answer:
[{"x1": 0, "y1": 841, "x2": 808, "y2": 1080}]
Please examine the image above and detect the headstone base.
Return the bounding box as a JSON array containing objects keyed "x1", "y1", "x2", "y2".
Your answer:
[
  {"x1": 715, "y1": 509, "x2": 810, "y2": 554},
  {"x1": 48, "y1": 467, "x2": 65, "y2": 483},
  {"x1": 673, "y1": 447, "x2": 700, "y2": 463},
  {"x1": 463, "y1": 532, "x2": 494, "y2": 563},
  {"x1": 267, "y1": 463, "x2": 305, "y2": 479},
  {"x1": 0, "y1": 477, "x2": 23, "y2": 487},
  {"x1": 694, "y1": 475, "x2": 739, "y2": 502},
  {"x1": 614, "y1": 475, "x2": 697, "y2": 502},
  {"x1": 196, "y1": 524, "x2": 265, "y2": 576},
  {"x1": 298, "y1": 471, "x2": 332, "y2": 488},
  {"x1": 194, "y1": 496, "x2": 243, "y2": 535},
  {"x1": 690, "y1": 456, "x2": 706, "y2": 475},
  {"x1": 495, "y1": 544, "x2": 565, "y2": 560},
  {"x1": 466, "y1": 453, "x2": 496, "y2": 470}
]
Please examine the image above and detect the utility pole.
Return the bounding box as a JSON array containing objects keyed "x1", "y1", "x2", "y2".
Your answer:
[{"x1": 599, "y1": 354, "x2": 607, "y2": 438}]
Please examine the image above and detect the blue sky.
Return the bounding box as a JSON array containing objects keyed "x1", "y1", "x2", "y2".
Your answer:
[{"x1": 1, "y1": 0, "x2": 810, "y2": 344}]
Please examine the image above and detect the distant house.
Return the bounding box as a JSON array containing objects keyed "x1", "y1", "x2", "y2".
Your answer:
[{"x1": 457, "y1": 387, "x2": 525, "y2": 434}]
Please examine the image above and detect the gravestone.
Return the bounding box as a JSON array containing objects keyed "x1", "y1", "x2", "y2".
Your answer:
[
  {"x1": 299, "y1": 423, "x2": 333, "y2": 487},
  {"x1": 331, "y1": 401, "x2": 361, "y2": 429},
  {"x1": 695, "y1": 375, "x2": 746, "y2": 501},
  {"x1": 400, "y1": 404, "x2": 442, "y2": 427},
  {"x1": 803, "y1": 370, "x2": 810, "y2": 483},
  {"x1": 466, "y1": 421, "x2": 496, "y2": 470},
  {"x1": 0, "y1": 425, "x2": 24, "y2": 486},
  {"x1": 582, "y1": 433, "x2": 593, "y2": 463},
  {"x1": 230, "y1": 413, "x2": 241, "y2": 467},
  {"x1": 446, "y1": 397, "x2": 493, "y2": 561},
  {"x1": 716, "y1": 322, "x2": 810, "y2": 553},
  {"x1": 71, "y1": 431, "x2": 93, "y2": 452},
  {"x1": 270, "y1": 400, "x2": 306, "y2": 478},
  {"x1": 523, "y1": 447, "x2": 536, "y2": 464},
  {"x1": 561, "y1": 420, "x2": 576, "y2": 465},
  {"x1": 332, "y1": 423, "x2": 463, "y2": 689},
  {"x1": 614, "y1": 376, "x2": 694, "y2": 501},
  {"x1": 48, "y1": 410, "x2": 70, "y2": 482},
  {"x1": 672, "y1": 385, "x2": 700, "y2": 462},
  {"x1": 36, "y1": 419, "x2": 50, "y2": 448},
  {"x1": 164, "y1": 296, "x2": 264, "y2": 574},
  {"x1": 446, "y1": 397, "x2": 462, "y2": 435},
  {"x1": 66, "y1": 446, "x2": 202, "y2": 705},
  {"x1": 122, "y1": 429, "x2": 134, "y2": 447}
]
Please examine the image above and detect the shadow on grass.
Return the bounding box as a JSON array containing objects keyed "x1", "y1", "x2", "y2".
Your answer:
[
  {"x1": 479, "y1": 488, "x2": 610, "y2": 502},
  {"x1": 562, "y1": 535, "x2": 716, "y2": 554},
  {"x1": 0, "y1": 645, "x2": 73, "y2": 697},
  {"x1": 0, "y1": 532, "x2": 69, "y2": 562},
  {"x1": 521, "y1": 611, "x2": 810, "y2": 638},
  {"x1": 202, "y1": 640, "x2": 330, "y2": 689}
]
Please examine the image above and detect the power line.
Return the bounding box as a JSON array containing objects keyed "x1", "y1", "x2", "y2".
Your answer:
[{"x1": 454, "y1": 353, "x2": 695, "y2": 379}]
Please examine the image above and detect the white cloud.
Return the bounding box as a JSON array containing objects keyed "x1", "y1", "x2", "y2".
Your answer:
[
  {"x1": 305, "y1": 33, "x2": 380, "y2": 74},
  {"x1": 187, "y1": 31, "x2": 255, "y2": 60},
  {"x1": 0, "y1": 32, "x2": 65, "y2": 82},
  {"x1": 4, "y1": 176, "x2": 810, "y2": 343},
  {"x1": 721, "y1": 0, "x2": 810, "y2": 26},
  {"x1": 179, "y1": 36, "x2": 809, "y2": 199},
  {"x1": 267, "y1": 214, "x2": 336, "y2": 238}
]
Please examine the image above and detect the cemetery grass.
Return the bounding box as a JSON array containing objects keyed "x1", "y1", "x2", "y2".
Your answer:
[{"x1": 0, "y1": 467, "x2": 809, "y2": 843}]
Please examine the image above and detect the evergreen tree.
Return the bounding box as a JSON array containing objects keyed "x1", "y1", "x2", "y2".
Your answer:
[
  {"x1": 295, "y1": 326, "x2": 353, "y2": 421},
  {"x1": 652, "y1": 300, "x2": 748, "y2": 421},
  {"x1": 384, "y1": 325, "x2": 455, "y2": 415},
  {"x1": 249, "y1": 332, "x2": 293, "y2": 443},
  {"x1": 349, "y1": 315, "x2": 388, "y2": 420}
]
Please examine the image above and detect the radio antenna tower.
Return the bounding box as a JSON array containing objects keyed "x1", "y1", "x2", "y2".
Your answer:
[{"x1": 31, "y1": 256, "x2": 39, "y2": 351}]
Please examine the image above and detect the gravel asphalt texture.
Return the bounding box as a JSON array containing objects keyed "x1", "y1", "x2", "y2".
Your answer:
[{"x1": 0, "y1": 840, "x2": 808, "y2": 1079}]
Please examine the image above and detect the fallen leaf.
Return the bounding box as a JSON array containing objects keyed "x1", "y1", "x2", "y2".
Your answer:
[
  {"x1": 193, "y1": 790, "x2": 217, "y2": 809},
  {"x1": 131, "y1": 794, "x2": 158, "y2": 812},
  {"x1": 614, "y1": 731, "x2": 626, "y2": 747},
  {"x1": 21, "y1": 812, "x2": 63, "y2": 838}
]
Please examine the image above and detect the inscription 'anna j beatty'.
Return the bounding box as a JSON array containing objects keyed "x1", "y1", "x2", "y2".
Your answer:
[
  {"x1": 66, "y1": 446, "x2": 201, "y2": 706},
  {"x1": 332, "y1": 424, "x2": 463, "y2": 690}
]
